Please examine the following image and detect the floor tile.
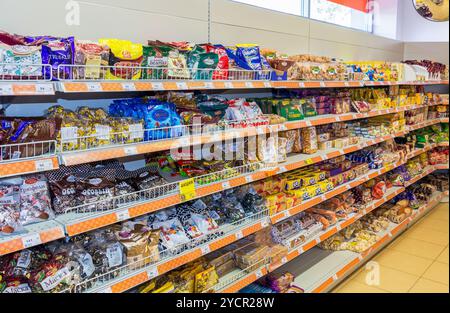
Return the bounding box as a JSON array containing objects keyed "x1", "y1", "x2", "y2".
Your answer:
[
  {"x1": 437, "y1": 247, "x2": 449, "y2": 264},
  {"x1": 403, "y1": 227, "x2": 449, "y2": 246},
  {"x1": 422, "y1": 261, "x2": 449, "y2": 285},
  {"x1": 415, "y1": 218, "x2": 449, "y2": 233},
  {"x1": 409, "y1": 278, "x2": 449, "y2": 293},
  {"x1": 332, "y1": 281, "x2": 389, "y2": 293},
  {"x1": 373, "y1": 250, "x2": 434, "y2": 276},
  {"x1": 350, "y1": 265, "x2": 419, "y2": 293},
  {"x1": 388, "y1": 237, "x2": 446, "y2": 260}
]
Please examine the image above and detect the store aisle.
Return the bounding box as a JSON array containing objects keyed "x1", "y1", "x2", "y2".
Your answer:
[{"x1": 333, "y1": 203, "x2": 449, "y2": 293}]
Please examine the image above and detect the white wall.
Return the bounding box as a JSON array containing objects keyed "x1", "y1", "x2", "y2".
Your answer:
[
  {"x1": 404, "y1": 42, "x2": 450, "y2": 65},
  {"x1": 399, "y1": 0, "x2": 449, "y2": 42},
  {"x1": 0, "y1": 0, "x2": 404, "y2": 62}
]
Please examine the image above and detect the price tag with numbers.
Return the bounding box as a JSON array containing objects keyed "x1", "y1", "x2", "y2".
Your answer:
[
  {"x1": 87, "y1": 82, "x2": 102, "y2": 92},
  {"x1": 35, "y1": 159, "x2": 54, "y2": 172},
  {"x1": 122, "y1": 82, "x2": 136, "y2": 91},
  {"x1": 146, "y1": 267, "x2": 159, "y2": 280},
  {"x1": 201, "y1": 245, "x2": 211, "y2": 255},
  {"x1": 245, "y1": 82, "x2": 254, "y2": 88},
  {"x1": 22, "y1": 233, "x2": 41, "y2": 249},
  {"x1": 116, "y1": 210, "x2": 130, "y2": 222},
  {"x1": 245, "y1": 176, "x2": 253, "y2": 183},
  {"x1": 35, "y1": 83, "x2": 53, "y2": 94},
  {"x1": 0, "y1": 84, "x2": 13, "y2": 95},
  {"x1": 176, "y1": 82, "x2": 188, "y2": 90},
  {"x1": 222, "y1": 181, "x2": 231, "y2": 189},
  {"x1": 298, "y1": 82, "x2": 305, "y2": 88},
  {"x1": 320, "y1": 82, "x2": 326, "y2": 87},
  {"x1": 264, "y1": 82, "x2": 272, "y2": 88},
  {"x1": 255, "y1": 269, "x2": 264, "y2": 279},
  {"x1": 152, "y1": 82, "x2": 165, "y2": 90},
  {"x1": 98, "y1": 287, "x2": 112, "y2": 293},
  {"x1": 179, "y1": 178, "x2": 196, "y2": 202},
  {"x1": 204, "y1": 82, "x2": 214, "y2": 89},
  {"x1": 235, "y1": 230, "x2": 244, "y2": 240},
  {"x1": 261, "y1": 219, "x2": 269, "y2": 228},
  {"x1": 124, "y1": 146, "x2": 138, "y2": 156},
  {"x1": 224, "y1": 82, "x2": 234, "y2": 89}
]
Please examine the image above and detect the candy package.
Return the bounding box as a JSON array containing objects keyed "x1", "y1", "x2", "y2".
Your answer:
[
  {"x1": 152, "y1": 218, "x2": 191, "y2": 250},
  {"x1": 0, "y1": 43, "x2": 42, "y2": 79},
  {"x1": 142, "y1": 42, "x2": 173, "y2": 79},
  {"x1": 0, "y1": 180, "x2": 22, "y2": 235},
  {"x1": 19, "y1": 175, "x2": 54, "y2": 226},
  {"x1": 74, "y1": 40, "x2": 110, "y2": 79},
  {"x1": 98, "y1": 39, "x2": 143, "y2": 80}
]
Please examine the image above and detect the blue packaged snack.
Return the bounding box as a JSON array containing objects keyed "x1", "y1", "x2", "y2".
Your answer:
[
  {"x1": 235, "y1": 45, "x2": 263, "y2": 71},
  {"x1": 25, "y1": 36, "x2": 75, "y2": 80}
]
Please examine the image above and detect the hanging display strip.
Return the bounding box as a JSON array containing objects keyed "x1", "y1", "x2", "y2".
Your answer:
[
  {"x1": 0, "y1": 220, "x2": 65, "y2": 256},
  {"x1": 0, "y1": 82, "x2": 55, "y2": 95},
  {"x1": 0, "y1": 156, "x2": 59, "y2": 178},
  {"x1": 0, "y1": 79, "x2": 447, "y2": 95}
]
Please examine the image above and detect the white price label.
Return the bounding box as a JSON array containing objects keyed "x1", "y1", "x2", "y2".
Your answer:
[
  {"x1": 35, "y1": 159, "x2": 54, "y2": 172},
  {"x1": 336, "y1": 224, "x2": 342, "y2": 231},
  {"x1": 224, "y1": 82, "x2": 234, "y2": 89},
  {"x1": 35, "y1": 84, "x2": 53, "y2": 94},
  {"x1": 344, "y1": 82, "x2": 350, "y2": 87},
  {"x1": 278, "y1": 166, "x2": 287, "y2": 174},
  {"x1": 222, "y1": 181, "x2": 231, "y2": 189},
  {"x1": 332, "y1": 274, "x2": 338, "y2": 281},
  {"x1": 261, "y1": 219, "x2": 269, "y2": 228},
  {"x1": 204, "y1": 82, "x2": 214, "y2": 89},
  {"x1": 201, "y1": 245, "x2": 211, "y2": 255},
  {"x1": 281, "y1": 257, "x2": 288, "y2": 264},
  {"x1": 0, "y1": 84, "x2": 13, "y2": 95},
  {"x1": 320, "y1": 82, "x2": 326, "y2": 87},
  {"x1": 297, "y1": 247, "x2": 304, "y2": 254},
  {"x1": 22, "y1": 233, "x2": 41, "y2": 248},
  {"x1": 264, "y1": 82, "x2": 272, "y2": 88},
  {"x1": 87, "y1": 82, "x2": 102, "y2": 92},
  {"x1": 122, "y1": 82, "x2": 136, "y2": 91},
  {"x1": 298, "y1": 82, "x2": 305, "y2": 88},
  {"x1": 235, "y1": 231, "x2": 244, "y2": 240},
  {"x1": 245, "y1": 176, "x2": 253, "y2": 183},
  {"x1": 245, "y1": 82, "x2": 254, "y2": 88},
  {"x1": 176, "y1": 82, "x2": 188, "y2": 90},
  {"x1": 152, "y1": 82, "x2": 165, "y2": 90},
  {"x1": 279, "y1": 124, "x2": 287, "y2": 131},
  {"x1": 284, "y1": 211, "x2": 291, "y2": 219},
  {"x1": 146, "y1": 267, "x2": 159, "y2": 280},
  {"x1": 116, "y1": 210, "x2": 130, "y2": 221},
  {"x1": 256, "y1": 269, "x2": 264, "y2": 279},
  {"x1": 124, "y1": 146, "x2": 138, "y2": 156},
  {"x1": 98, "y1": 287, "x2": 112, "y2": 293}
]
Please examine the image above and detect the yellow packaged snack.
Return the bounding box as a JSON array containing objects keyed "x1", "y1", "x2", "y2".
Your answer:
[
  {"x1": 98, "y1": 38, "x2": 143, "y2": 80},
  {"x1": 194, "y1": 267, "x2": 219, "y2": 293},
  {"x1": 307, "y1": 185, "x2": 322, "y2": 197},
  {"x1": 285, "y1": 178, "x2": 302, "y2": 191}
]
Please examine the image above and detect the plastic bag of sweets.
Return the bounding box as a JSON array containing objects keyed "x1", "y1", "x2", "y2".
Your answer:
[
  {"x1": 0, "y1": 179, "x2": 22, "y2": 235},
  {"x1": 191, "y1": 51, "x2": 219, "y2": 80},
  {"x1": 98, "y1": 39, "x2": 143, "y2": 80},
  {"x1": 0, "y1": 43, "x2": 43, "y2": 79},
  {"x1": 73, "y1": 40, "x2": 110, "y2": 79},
  {"x1": 24, "y1": 36, "x2": 75, "y2": 80},
  {"x1": 142, "y1": 42, "x2": 174, "y2": 79},
  {"x1": 76, "y1": 169, "x2": 116, "y2": 213},
  {"x1": 46, "y1": 169, "x2": 80, "y2": 214},
  {"x1": 201, "y1": 44, "x2": 230, "y2": 80},
  {"x1": 19, "y1": 174, "x2": 55, "y2": 226}
]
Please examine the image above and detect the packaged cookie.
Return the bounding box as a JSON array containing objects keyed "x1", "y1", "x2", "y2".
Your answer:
[{"x1": 301, "y1": 127, "x2": 318, "y2": 154}]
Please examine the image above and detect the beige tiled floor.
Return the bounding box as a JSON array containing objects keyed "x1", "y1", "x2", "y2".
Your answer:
[{"x1": 333, "y1": 203, "x2": 449, "y2": 293}]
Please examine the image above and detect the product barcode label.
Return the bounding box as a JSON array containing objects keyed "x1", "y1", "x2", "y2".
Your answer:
[
  {"x1": 245, "y1": 82, "x2": 254, "y2": 88},
  {"x1": 87, "y1": 82, "x2": 102, "y2": 92},
  {"x1": 298, "y1": 82, "x2": 305, "y2": 88},
  {"x1": 35, "y1": 84, "x2": 53, "y2": 94},
  {"x1": 201, "y1": 245, "x2": 211, "y2": 255},
  {"x1": 35, "y1": 159, "x2": 54, "y2": 172},
  {"x1": 264, "y1": 82, "x2": 272, "y2": 88},
  {"x1": 124, "y1": 146, "x2": 138, "y2": 156},
  {"x1": 0, "y1": 84, "x2": 13, "y2": 95},
  {"x1": 284, "y1": 211, "x2": 291, "y2": 218},
  {"x1": 245, "y1": 176, "x2": 253, "y2": 183},
  {"x1": 235, "y1": 231, "x2": 244, "y2": 240},
  {"x1": 224, "y1": 82, "x2": 234, "y2": 89},
  {"x1": 176, "y1": 82, "x2": 188, "y2": 90},
  {"x1": 151, "y1": 82, "x2": 165, "y2": 90},
  {"x1": 261, "y1": 219, "x2": 269, "y2": 228},
  {"x1": 281, "y1": 257, "x2": 288, "y2": 264},
  {"x1": 147, "y1": 267, "x2": 159, "y2": 280},
  {"x1": 122, "y1": 82, "x2": 136, "y2": 91},
  {"x1": 320, "y1": 82, "x2": 326, "y2": 87},
  {"x1": 116, "y1": 210, "x2": 130, "y2": 222},
  {"x1": 22, "y1": 233, "x2": 41, "y2": 248}
]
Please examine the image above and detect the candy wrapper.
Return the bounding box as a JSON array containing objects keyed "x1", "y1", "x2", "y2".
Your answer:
[
  {"x1": 74, "y1": 40, "x2": 110, "y2": 79},
  {"x1": 19, "y1": 175, "x2": 54, "y2": 226},
  {"x1": 0, "y1": 179, "x2": 22, "y2": 235},
  {"x1": 0, "y1": 43, "x2": 42, "y2": 79}
]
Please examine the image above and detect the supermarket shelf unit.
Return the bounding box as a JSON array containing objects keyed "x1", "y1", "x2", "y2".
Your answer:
[
  {"x1": 0, "y1": 76, "x2": 448, "y2": 292},
  {"x1": 77, "y1": 146, "x2": 445, "y2": 294}
]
